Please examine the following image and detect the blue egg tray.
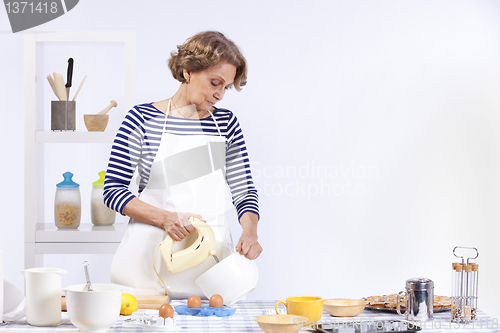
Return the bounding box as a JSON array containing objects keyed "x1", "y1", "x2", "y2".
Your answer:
[{"x1": 174, "y1": 304, "x2": 236, "y2": 317}]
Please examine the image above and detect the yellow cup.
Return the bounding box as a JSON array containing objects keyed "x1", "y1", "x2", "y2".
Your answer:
[{"x1": 275, "y1": 296, "x2": 324, "y2": 327}]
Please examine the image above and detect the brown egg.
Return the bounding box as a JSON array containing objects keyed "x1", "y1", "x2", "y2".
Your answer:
[
  {"x1": 159, "y1": 304, "x2": 174, "y2": 319},
  {"x1": 209, "y1": 294, "x2": 224, "y2": 307},
  {"x1": 187, "y1": 295, "x2": 201, "y2": 308}
]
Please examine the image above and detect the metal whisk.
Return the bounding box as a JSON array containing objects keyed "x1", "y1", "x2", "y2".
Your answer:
[{"x1": 83, "y1": 261, "x2": 94, "y2": 292}]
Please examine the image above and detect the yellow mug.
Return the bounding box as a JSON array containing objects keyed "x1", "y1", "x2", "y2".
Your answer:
[{"x1": 275, "y1": 296, "x2": 324, "y2": 326}]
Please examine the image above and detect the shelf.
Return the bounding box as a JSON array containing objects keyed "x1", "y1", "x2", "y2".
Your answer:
[
  {"x1": 24, "y1": 31, "x2": 136, "y2": 268},
  {"x1": 35, "y1": 242, "x2": 120, "y2": 254},
  {"x1": 36, "y1": 131, "x2": 117, "y2": 143},
  {"x1": 34, "y1": 31, "x2": 133, "y2": 43},
  {"x1": 36, "y1": 223, "x2": 126, "y2": 243}
]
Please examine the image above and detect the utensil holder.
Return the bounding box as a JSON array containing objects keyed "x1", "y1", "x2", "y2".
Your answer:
[
  {"x1": 451, "y1": 246, "x2": 479, "y2": 323},
  {"x1": 51, "y1": 101, "x2": 76, "y2": 131}
]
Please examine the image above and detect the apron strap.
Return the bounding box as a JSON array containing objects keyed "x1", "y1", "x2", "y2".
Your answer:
[
  {"x1": 207, "y1": 110, "x2": 222, "y2": 137},
  {"x1": 162, "y1": 99, "x2": 172, "y2": 134}
]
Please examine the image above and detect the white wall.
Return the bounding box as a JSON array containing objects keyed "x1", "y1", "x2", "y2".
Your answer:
[{"x1": 1, "y1": 0, "x2": 500, "y2": 319}]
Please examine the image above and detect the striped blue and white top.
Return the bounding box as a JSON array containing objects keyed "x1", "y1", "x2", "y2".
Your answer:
[{"x1": 103, "y1": 103, "x2": 259, "y2": 220}]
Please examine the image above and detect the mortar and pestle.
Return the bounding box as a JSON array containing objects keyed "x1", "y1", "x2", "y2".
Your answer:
[{"x1": 84, "y1": 100, "x2": 117, "y2": 132}]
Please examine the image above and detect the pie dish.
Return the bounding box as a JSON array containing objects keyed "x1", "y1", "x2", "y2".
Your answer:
[{"x1": 364, "y1": 294, "x2": 452, "y2": 312}]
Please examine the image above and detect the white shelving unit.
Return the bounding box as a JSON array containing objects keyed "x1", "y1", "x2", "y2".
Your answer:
[{"x1": 24, "y1": 31, "x2": 136, "y2": 269}]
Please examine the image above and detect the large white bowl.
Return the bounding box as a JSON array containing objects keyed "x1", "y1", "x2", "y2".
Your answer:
[
  {"x1": 64, "y1": 284, "x2": 122, "y2": 333},
  {"x1": 195, "y1": 252, "x2": 258, "y2": 305}
]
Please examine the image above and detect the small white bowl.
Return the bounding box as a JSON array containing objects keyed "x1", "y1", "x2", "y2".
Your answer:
[{"x1": 64, "y1": 284, "x2": 122, "y2": 333}]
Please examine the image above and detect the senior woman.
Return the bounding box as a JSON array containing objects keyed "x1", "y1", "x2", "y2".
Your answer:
[{"x1": 104, "y1": 31, "x2": 262, "y2": 298}]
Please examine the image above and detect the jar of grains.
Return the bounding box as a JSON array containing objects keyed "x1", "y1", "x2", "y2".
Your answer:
[
  {"x1": 54, "y1": 172, "x2": 81, "y2": 228},
  {"x1": 91, "y1": 171, "x2": 115, "y2": 226}
]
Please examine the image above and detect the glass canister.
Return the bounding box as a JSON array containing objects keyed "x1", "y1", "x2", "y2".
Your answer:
[
  {"x1": 54, "y1": 172, "x2": 81, "y2": 228},
  {"x1": 91, "y1": 171, "x2": 115, "y2": 226}
]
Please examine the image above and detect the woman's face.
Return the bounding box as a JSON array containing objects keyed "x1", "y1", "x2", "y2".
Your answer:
[{"x1": 184, "y1": 61, "x2": 237, "y2": 112}]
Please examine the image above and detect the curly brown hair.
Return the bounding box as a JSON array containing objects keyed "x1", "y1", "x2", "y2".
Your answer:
[{"x1": 168, "y1": 31, "x2": 247, "y2": 91}]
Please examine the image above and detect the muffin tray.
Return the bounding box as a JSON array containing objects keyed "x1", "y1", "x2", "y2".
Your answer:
[{"x1": 174, "y1": 304, "x2": 237, "y2": 317}]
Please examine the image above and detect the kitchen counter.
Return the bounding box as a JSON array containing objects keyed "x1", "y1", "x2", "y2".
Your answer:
[{"x1": 0, "y1": 300, "x2": 497, "y2": 332}]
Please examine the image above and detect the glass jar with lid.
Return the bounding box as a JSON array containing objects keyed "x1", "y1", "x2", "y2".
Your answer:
[
  {"x1": 91, "y1": 171, "x2": 116, "y2": 226},
  {"x1": 54, "y1": 171, "x2": 81, "y2": 229}
]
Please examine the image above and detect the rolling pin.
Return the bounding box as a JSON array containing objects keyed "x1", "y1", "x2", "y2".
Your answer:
[
  {"x1": 61, "y1": 295, "x2": 170, "y2": 311},
  {"x1": 136, "y1": 295, "x2": 171, "y2": 309}
]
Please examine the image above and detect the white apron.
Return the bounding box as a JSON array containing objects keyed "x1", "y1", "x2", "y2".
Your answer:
[{"x1": 110, "y1": 101, "x2": 233, "y2": 298}]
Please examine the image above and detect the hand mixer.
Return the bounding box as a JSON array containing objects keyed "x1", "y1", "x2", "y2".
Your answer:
[
  {"x1": 158, "y1": 217, "x2": 219, "y2": 274},
  {"x1": 154, "y1": 217, "x2": 258, "y2": 304}
]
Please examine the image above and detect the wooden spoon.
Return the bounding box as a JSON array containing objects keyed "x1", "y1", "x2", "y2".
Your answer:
[
  {"x1": 46, "y1": 74, "x2": 60, "y2": 100},
  {"x1": 71, "y1": 75, "x2": 87, "y2": 101},
  {"x1": 53, "y1": 72, "x2": 67, "y2": 101}
]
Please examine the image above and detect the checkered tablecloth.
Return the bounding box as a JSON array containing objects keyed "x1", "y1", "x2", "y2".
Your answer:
[{"x1": 1, "y1": 300, "x2": 499, "y2": 332}]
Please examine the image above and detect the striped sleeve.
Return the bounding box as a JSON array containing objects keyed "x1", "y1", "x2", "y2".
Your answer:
[
  {"x1": 103, "y1": 106, "x2": 145, "y2": 215},
  {"x1": 225, "y1": 112, "x2": 260, "y2": 220}
]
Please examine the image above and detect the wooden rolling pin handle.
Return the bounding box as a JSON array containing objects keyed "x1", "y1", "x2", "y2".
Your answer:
[
  {"x1": 61, "y1": 295, "x2": 67, "y2": 311},
  {"x1": 97, "y1": 100, "x2": 118, "y2": 115},
  {"x1": 136, "y1": 295, "x2": 170, "y2": 309},
  {"x1": 61, "y1": 294, "x2": 169, "y2": 312}
]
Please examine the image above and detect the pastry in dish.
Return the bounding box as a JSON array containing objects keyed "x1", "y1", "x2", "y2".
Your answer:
[{"x1": 364, "y1": 294, "x2": 451, "y2": 309}]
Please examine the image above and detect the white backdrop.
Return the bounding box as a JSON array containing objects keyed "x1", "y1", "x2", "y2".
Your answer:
[{"x1": 1, "y1": 0, "x2": 500, "y2": 319}]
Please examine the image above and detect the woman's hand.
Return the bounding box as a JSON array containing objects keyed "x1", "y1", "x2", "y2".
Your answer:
[
  {"x1": 163, "y1": 212, "x2": 205, "y2": 241},
  {"x1": 236, "y1": 231, "x2": 262, "y2": 260},
  {"x1": 236, "y1": 212, "x2": 262, "y2": 260},
  {"x1": 122, "y1": 198, "x2": 205, "y2": 241}
]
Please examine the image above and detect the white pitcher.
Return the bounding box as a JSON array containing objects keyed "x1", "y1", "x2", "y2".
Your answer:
[{"x1": 22, "y1": 267, "x2": 67, "y2": 326}]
